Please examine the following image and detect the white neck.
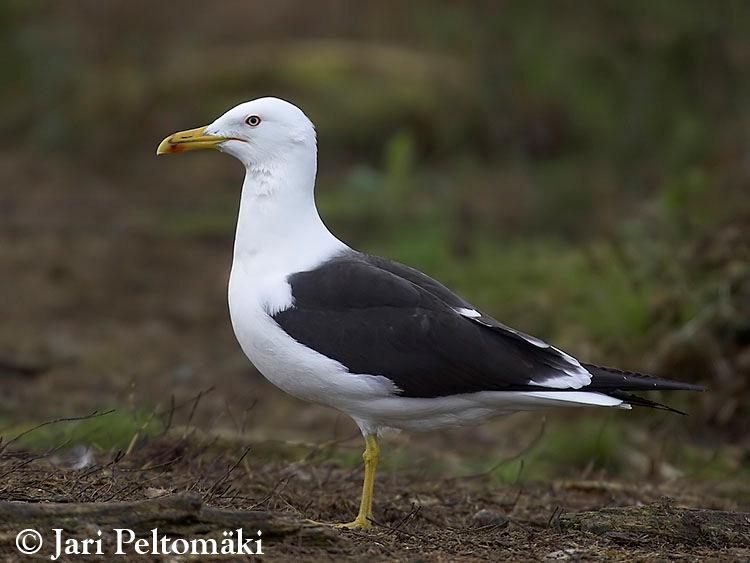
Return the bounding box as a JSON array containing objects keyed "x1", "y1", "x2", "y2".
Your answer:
[{"x1": 231, "y1": 147, "x2": 346, "y2": 277}]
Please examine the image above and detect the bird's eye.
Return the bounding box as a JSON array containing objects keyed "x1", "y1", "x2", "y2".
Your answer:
[{"x1": 245, "y1": 115, "x2": 261, "y2": 127}]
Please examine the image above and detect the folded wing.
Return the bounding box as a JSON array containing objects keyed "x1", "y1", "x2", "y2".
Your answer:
[{"x1": 272, "y1": 252, "x2": 603, "y2": 398}]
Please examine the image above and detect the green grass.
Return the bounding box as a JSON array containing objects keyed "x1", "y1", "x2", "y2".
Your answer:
[
  {"x1": 0, "y1": 409, "x2": 163, "y2": 453},
  {"x1": 445, "y1": 416, "x2": 627, "y2": 483},
  {"x1": 316, "y1": 414, "x2": 749, "y2": 485},
  {"x1": 4, "y1": 409, "x2": 745, "y2": 486}
]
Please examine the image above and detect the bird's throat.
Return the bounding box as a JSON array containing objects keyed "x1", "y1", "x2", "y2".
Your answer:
[{"x1": 231, "y1": 163, "x2": 346, "y2": 277}]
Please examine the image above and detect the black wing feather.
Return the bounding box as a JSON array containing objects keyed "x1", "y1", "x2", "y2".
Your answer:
[
  {"x1": 272, "y1": 251, "x2": 703, "y2": 403},
  {"x1": 360, "y1": 254, "x2": 589, "y2": 382},
  {"x1": 274, "y1": 252, "x2": 584, "y2": 398}
]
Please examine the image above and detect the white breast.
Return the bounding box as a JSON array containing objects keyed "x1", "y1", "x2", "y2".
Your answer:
[{"x1": 227, "y1": 265, "x2": 397, "y2": 409}]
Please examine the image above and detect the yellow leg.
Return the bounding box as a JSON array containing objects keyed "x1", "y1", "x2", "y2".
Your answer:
[{"x1": 335, "y1": 434, "x2": 379, "y2": 530}]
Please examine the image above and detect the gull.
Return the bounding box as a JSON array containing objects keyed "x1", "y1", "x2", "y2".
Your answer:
[{"x1": 157, "y1": 97, "x2": 703, "y2": 529}]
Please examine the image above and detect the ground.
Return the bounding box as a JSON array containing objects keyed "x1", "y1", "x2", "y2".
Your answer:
[
  {"x1": 1, "y1": 154, "x2": 748, "y2": 561},
  {"x1": 0, "y1": 429, "x2": 748, "y2": 561}
]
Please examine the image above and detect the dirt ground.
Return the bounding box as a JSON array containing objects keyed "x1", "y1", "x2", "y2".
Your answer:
[
  {"x1": 0, "y1": 429, "x2": 748, "y2": 561},
  {"x1": 1, "y1": 153, "x2": 749, "y2": 561}
]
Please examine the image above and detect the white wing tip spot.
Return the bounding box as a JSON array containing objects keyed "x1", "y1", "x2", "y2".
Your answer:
[
  {"x1": 455, "y1": 307, "x2": 482, "y2": 318},
  {"x1": 529, "y1": 370, "x2": 592, "y2": 390},
  {"x1": 457, "y1": 307, "x2": 594, "y2": 390}
]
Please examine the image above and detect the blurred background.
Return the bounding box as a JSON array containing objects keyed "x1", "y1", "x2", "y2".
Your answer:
[{"x1": 1, "y1": 1, "x2": 748, "y2": 483}]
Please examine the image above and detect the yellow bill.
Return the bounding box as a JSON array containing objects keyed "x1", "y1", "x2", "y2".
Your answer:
[{"x1": 156, "y1": 126, "x2": 227, "y2": 155}]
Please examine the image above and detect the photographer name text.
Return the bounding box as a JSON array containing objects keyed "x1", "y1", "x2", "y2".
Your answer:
[{"x1": 15, "y1": 527, "x2": 264, "y2": 559}]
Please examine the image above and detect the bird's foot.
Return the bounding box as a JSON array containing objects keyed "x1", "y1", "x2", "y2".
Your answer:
[{"x1": 334, "y1": 516, "x2": 372, "y2": 530}]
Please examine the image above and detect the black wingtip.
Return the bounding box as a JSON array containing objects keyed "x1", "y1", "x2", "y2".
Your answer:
[
  {"x1": 582, "y1": 363, "x2": 706, "y2": 393},
  {"x1": 609, "y1": 391, "x2": 690, "y2": 415}
]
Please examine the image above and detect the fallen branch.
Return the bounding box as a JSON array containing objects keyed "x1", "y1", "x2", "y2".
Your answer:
[
  {"x1": 0, "y1": 493, "x2": 338, "y2": 545},
  {"x1": 560, "y1": 501, "x2": 750, "y2": 547}
]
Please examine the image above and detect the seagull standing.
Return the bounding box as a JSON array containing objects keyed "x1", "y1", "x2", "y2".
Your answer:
[{"x1": 157, "y1": 97, "x2": 703, "y2": 529}]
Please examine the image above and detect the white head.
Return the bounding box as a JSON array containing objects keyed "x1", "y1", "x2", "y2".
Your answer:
[
  {"x1": 157, "y1": 97, "x2": 316, "y2": 170},
  {"x1": 157, "y1": 97, "x2": 343, "y2": 264}
]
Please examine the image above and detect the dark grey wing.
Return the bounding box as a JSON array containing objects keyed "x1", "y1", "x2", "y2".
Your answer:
[
  {"x1": 361, "y1": 253, "x2": 704, "y2": 394},
  {"x1": 361, "y1": 254, "x2": 475, "y2": 309},
  {"x1": 272, "y1": 252, "x2": 592, "y2": 398},
  {"x1": 360, "y1": 253, "x2": 591, "y2": 385}
]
